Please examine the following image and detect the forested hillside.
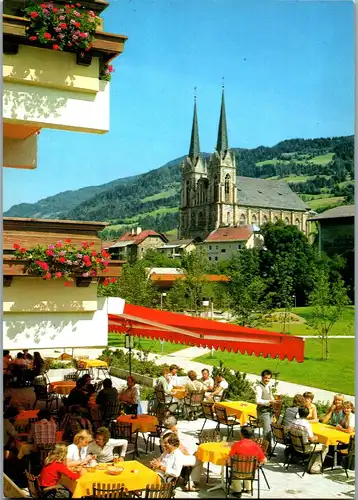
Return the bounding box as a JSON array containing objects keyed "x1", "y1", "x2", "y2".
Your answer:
[{"x1": 4, "y1": 135, "x2": 354, "y2": 238}]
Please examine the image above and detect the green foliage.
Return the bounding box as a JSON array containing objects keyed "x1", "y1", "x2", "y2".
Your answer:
[
  {"x1": 280, "y1": 395, "x2": 330, "y2": 419},
  {"x1": 98, "y1": 260, "x2": 159, "y2": 307},
  {"x1": 211, "y1": 361, "x2": 256, "y2": 403},
  {"x1": 307, "y1": 263, "x2": 350, "y2": 360},
  {"x1": 141, "y1": 248, "x2": 182, "y2": 269},
  {"x1": 49, "y1": 360, "x2": 75, "y2": 369}
]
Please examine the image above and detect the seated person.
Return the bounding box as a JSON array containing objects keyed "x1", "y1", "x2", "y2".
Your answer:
[
  {"x1": 96, "y1": 378, "x2": 118, "y2": 407},
  {"x1": 4, "y1": 407, "x2": 19, "y2": 458},
  {"x1": 303, "y1": 391, "x2": 319, "y2": 422},
  {"x1": 39, "y1": 443, "x2": 84, "y2": 498},
  {"x1": 66, "y1": 379, "x2": 90, "y2": 412},
  {"x1": 61, "y1": 405, "x2": 93, "y2": 442},
  {"x1": 156, "y1": 367, "x2": 172, "y2": 395},
  {"x1": 14, "y1": 352, "x2": 27, "y2": 366},
  {"x1": 87, "y1": 427, "x2": 128, "y2": 463},
  {"x1": 200, "y1": 369, "x2": 214, "y2": 392},
  {"x1": 205, "y1": 374, "x2": 228, "y2": 401},
  {"x1": 78, "y1": 374, "x2": 95, "y2": 396},
  {"x1": 150, "y1": 433, "x2": 184, "y2": 482},
  {"x1": 162, "y1": 416, "x2": 202, "y2": 491},
  {"x1": 29, "y1": 409, "x2": 57, "y2": 446},
  {"x1": 281, "y1": 394, "x2": 305, "y2": 431},
  {"x1": 322, "y1": 394, "x2": 345, "y2": 425},
  {"x1": 3, "y1": 350, "x2": 13, "y2": 374},
  {"x1": 168, "y1": 364, "x2": 179, "y2": 391},
  {"x1": 33, "y1": 352, "x2": 46, "y2": 377},
  {"x1": 118, "y1": 376, "x2": 139, "y2": 414},
  {"x1": 336, "y1": 401, "x2": 355, "y2": 434},
  {"x1": 22, "y1": 349, "x2": 32, "y2": 361},
  {"x1": 288, "y1": 406, "x2": 328, "y2": 474},
  {"x1": 66, "y1": 430, "x2": 93, "y2": 467},
  {"x1": 228, "y1": 426, "x2": 267, "y2": 497},
  {"x1": 184, "y1": 370, "x2": 205, "y2": 395}
]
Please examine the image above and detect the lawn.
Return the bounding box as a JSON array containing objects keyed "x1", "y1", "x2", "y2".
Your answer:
[
  {"x1": 194, "y1": 338, "x2": 354, "y2": 395},
  {"x1": 107, "y1": 332, "x2": 180, "y2": 354},
  {"x1": 309, "y1": 153, "x2": 334, "y2": 165},
  {"x1": 307, "y1": 196, "x2": 345, "y2": 211},
  {"x1": 265, "y1": 306, "x2": 354, "y2": 337}
]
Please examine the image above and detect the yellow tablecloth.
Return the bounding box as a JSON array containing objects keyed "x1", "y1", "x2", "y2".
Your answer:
[
  {"x1": 62, "y1": 460, "x2": 161, "y2": 498},
  {"x1": 78, "y1": 359, "x2": 108, "y2": 369},
  {"x1": 196, "y1": 442, "x2": 231, "y2": 466},
  {"x1": 116, "y1": 414, "x2": 158, "y2": 433},
  {"x1": 215, "y1": 401, "x2": 257, "y2": 425},
  {"x1": 48, "y1": 381, "x2": 76, "y2": 395},
  {"x1": 171, "y1": 386, "x2": 187, "y2": 400},
  {"x1": 311, "y1": 423, "x2": 354, "y2": 446},
  {"x1": 16, "y1": 440, "x2": 35, "y2": 460}
]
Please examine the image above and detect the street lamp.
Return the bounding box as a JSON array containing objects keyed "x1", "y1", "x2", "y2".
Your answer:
[
  {"x1": 160, "y1": 292, "x2": 167, "y2": 310},
  {"x1": 292, "y1": 294, "x2": 296, "y2": 309}
]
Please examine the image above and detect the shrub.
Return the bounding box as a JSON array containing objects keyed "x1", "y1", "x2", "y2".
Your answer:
[
  {"x1": 48, "y1": 360, "x2": 75, "y2": 369},
  {"x1": 212, "y1": 361, "x2": 256, "y2": 403}
]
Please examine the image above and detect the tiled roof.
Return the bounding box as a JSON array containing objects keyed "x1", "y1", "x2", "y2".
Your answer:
[
  {"x1": 237, "y1": 176, "x2": 307, "y2": 211},
  {"x1": 118, "y1": 230, "x2": 167, "y2": 245},
  {"x1": 150, "y1": 273, "x2": 230, "y2": 283},
  {"x1": 204, "y1": 226, "x2": 253, "y2": 242},
  {"x1": 160, "y1": 239, "x2": 194, "y2": 248},
  {"x1": 308, "y1": 205, "x2": 355, "y2": 221}
]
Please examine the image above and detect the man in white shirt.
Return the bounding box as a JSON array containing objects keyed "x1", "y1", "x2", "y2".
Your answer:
[
  {"x1": 168, "y1": 365, "x2": 179, "y2": 391},
  {"x1": 200, "y1": 369, "x2": 214, "y2": 391},
  {"x1": 288, "y1": 406, "x2": 328, "y2": 473},
  {"x1": 205, "y1": 374, "x2": 228, "y2": 401},
  {"x1": 150, "y1": 434, "x2": 184, "y2": 482},
  {"x1": 255, "y1": 369, "x2": 276, "y2": 455},
  {"x1": 87, "y1": 427, "x2": 128, "y2": 463}
]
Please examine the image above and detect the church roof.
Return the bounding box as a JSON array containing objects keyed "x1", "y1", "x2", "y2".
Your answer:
[
  {"x1": 216, "y1": 90, "x2": 229, "y2": 153},
  {"x1": 236, "y1": 176, "x2": 308, "y2": 212}
]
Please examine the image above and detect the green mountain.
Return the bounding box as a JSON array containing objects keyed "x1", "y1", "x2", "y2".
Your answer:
[{"x1": 4, "y1": 135, "x2": 354, "y2": 238}]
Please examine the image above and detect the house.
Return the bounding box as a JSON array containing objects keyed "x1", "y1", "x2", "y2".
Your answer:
[
  {"x1": 3, "y1": 0, "x2": 127, "y2": 168},
  {"x1": 157, "y1": 238, "x2": 196, "y2": 258},
  {"x1": 104, "y1": 227, "x2": 168, "y2": 262},
  {"x1": 203, "y1": 225, "x2": 264, "y2": 262},
  {"x1": 148, "y1": 268, "x2": 230, "y2": 292}
]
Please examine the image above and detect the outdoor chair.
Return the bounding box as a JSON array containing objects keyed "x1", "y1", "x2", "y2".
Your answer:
[
  {"x1": 93, "y1": 380, "x2": 104, "y2": 392},
  {"x1": 252, "y1": 437, "x2": 270, "y2": 490},
  {"x1": 213, "y1": 388, "x2": 228, "y2": 403},
  {"x1": 101, "y1": 402, "x2": 122, "y2": 427},
  {"x1": 336, "y1": 435, "x2": 355, "y2": 478},
  {"x1": 155, "y1": 387, "x2": 178, "y2": 419},
  {"x1": 183, "y1": 391, "x2": 204, "y2": 420},
  {"x1": 271, "y1": 399, "x2": 283, "y2": 424},
  {"x1": 197, "y1": 429, "x2": 221, "y2": 483},
  {"x1": 63, "y1": 373, "x2": 78, "y2": 381},
  {"x1": 110, "y1": 421, "x2": 140, "y2": 458},
  {"x1": 200, "y1": 401, "x2": 218, "y2": 433},
  {"x1": 147, "y1": 399, "x2": 158, "y2": 416},
  {"x1": 248, "y1": 415, "x2": 263, "y2": 437},
  {"x1": 25, "y1": 470, "x2": 62, "y2": 499},
  {"x1": 225, "y1": 455, "x2": 259, "y2": 499},
  {"x1": 145, "y1": 425, "x2": 166, "y2": 454},
  {"x1": 142, "y1": 482, "x2": 176, "y2": 499},
  {"x1": 90, "y1": 483, "x2": 135, "y2": 498},
  {"x1": 287, "y1": 429, "x2": 322, "y2": 477},
  {"x1": 270, "y1": 422, "x2": 291, "y2": 460},
  {"x1": 33, "y1": 385, "x2": 56, "y2": 411},
  {"x1": 215, "y1": 406, "x2": 241, "y2": 439}
]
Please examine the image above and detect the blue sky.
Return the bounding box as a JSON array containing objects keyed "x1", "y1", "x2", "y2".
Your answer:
[{"x1": 3, "y1": 0, "x2": 354, "y2": 210}]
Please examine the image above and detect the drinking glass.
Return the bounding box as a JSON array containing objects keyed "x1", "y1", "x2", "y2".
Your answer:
[{"x1": 113, "y1": 454, "x2": 119, "y2": 464}]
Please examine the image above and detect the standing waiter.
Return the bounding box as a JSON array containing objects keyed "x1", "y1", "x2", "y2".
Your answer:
[{"x1": 255, "y1": 369, "x2": 277, "y2": 456}]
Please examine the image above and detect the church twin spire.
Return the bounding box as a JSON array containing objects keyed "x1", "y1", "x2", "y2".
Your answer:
[{"x1": 188, "y1": 86, "x2": 229, "y2": 159}]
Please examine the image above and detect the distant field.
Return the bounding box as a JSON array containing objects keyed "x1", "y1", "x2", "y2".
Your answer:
[
  {"x1": 310, "y1": 153, "x2": 334, "y2": 165},
  {"x1": 256, "y1": 152, "x2": 334, "y2": 168},
  {"x1": 141, "y1": 187, "x2": 178, "y2": 203},
  {"x1": 338, "y1": 180, "x2": 354, "y2": 189},
  {"x1": 307, "y1": 196, "x2": 345, "y2": 211}
]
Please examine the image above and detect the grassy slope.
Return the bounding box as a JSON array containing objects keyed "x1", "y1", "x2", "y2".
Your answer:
[
  {"x1": 141, "y1": 186, "x2": 179, "y2": 203},
  {"x1": 194, "y1": 338, "x2": 354, "y2": 396},
  {"x1": 307, "y1": 196, "x2": 345, "y2": 211},
  {"x1": 108, "y1": 332, "x2": 180, "y2": 354}
]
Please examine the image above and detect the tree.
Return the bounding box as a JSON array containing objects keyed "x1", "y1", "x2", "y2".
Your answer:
[
  {"x1": 307, "y1": 264, "x2": 350, "y2": 361},
  {"x1": 228, "y1": 249, "x2": 271, "y2": 327},
  {"x1": 141, "y1": 248, "x2": 182, "y2": 269},
  {"x1": 269, "y1": 254, "x2": 294, "y2": 333},
  {"x1": 98, "y1": 260, "x2": 159, "y2": 307}
]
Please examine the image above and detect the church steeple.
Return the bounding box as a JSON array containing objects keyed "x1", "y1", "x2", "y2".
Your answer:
[
  {"x1": 216, "y1": 86, "x2": 229, "y2": 154},
  {"x1": 188, "y1": 90, "x2": 200, "y2": 159}
]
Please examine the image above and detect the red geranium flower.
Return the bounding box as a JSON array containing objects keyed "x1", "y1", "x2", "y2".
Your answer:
[
  {"x1": 55, "y1": 272, "x2": 62, "y2": 278},
  {"x1": 52, "y1": 7, "x2": 58, "y2": 12},
  {"x1": 44, "y1": 32, "x2": 52, "y2": 39},
  {"x1": 76, "y1": 2, "x2": 81, "y2": 6},
  {"x1": 40, "y1": 3, "x2": 46, "y2": 7},
  {"x1": 103, "y1": 278, "x2": 109, "y2": 286},
  {"x1": 91, "y1": 251, "x2": 97, "y2": 257},
  {"x1": 59, "y1": 22, "x2": 67, "y2": 29},
  {"x1": 88, "y1": 10, "x2": 95, "y2": 17},
  {"x1": 20, "y1": 247, "x2": 26, "y2": 253},
  {"x1": 108, "y1": 65, "x2": 114, "y2": 73},
  {"x1": 56, "y1": 240, "x2": 63, "y2": 247},
  {"x1": 75, "y1": 21, "x2": 81, "y2": 28},
  {"x1": 65, "y1": 238, "x2": 71, "y2": 243},
  {"x1": 29, "y1": 36, "x2": 37, "y2": 41},
  {"x1": 59, "y1": 257, "x2": 66, "y2": 263},
  {"x1": 110, "y1": 278, "x2": 116, "y2": 283},
  {"x1": 45, "y1": 272, "x2": 52, "y2": 280},
  {"x1": 46, "y1": 249, "x2": 54, "y2": 256},
  {"x1": 13, "y1": 243, "x2": 20, "y2": 250},
  {"x1": 52, "y1": 44, "x2": 60, "y2": 51},
  {"x1": 79, "y1": 32, "x2": 88, "y2": 38},
  {"x1": 30, "y1": 11, "x2": 39, "y2": 18}
]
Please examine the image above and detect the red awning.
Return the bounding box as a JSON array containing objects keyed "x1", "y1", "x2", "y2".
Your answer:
[{"x1": 108, "y1": 303, "x2": 304, "y2": 363}]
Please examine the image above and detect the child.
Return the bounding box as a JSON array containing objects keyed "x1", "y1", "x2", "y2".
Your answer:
[{"x1": 303, "y1": 392, "x2": 318, "y2": 422}]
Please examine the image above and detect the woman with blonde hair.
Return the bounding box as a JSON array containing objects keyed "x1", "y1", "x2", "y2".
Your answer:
[
  {"x1": 67, "y1": 430, "x2": 93, "y2": 467},
  {"x1": 39, "y1": 443, "x2": 84, "y2": 497},
  {"x1": 336, "y1": 401, "x2": 355, "y2": 434}
]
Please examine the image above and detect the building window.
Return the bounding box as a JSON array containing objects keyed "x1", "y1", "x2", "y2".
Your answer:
[
  {"x1": 209, "y1": 245, "x2": 212, "y2": 250},
  {"x1": 227, "y1": 211, "x2": 230, "y2": 224},
  {"x1": 274, "y1": 216, "x2": 279, "y2": 223},
  {"x1": 221, "y1": 249, "x2": 226, "y2": 253},
  {"x1": 295, "y1": 218, "x2": 301, "y2": 228},
  {"x1": 215, "y1": 257, "x2": 218, "y2": 261},
  {"x1": 238, "y1": 244, "x2": 242, "y2": 249},
  {"x1": 263, "y1": 215, "x2": 268, "y2": 224},
  {"x1": 251, "y1": 214, "x2": 257, "y2": 224},
  {"x1": 285, "y1": 217, "x2": 290, "y2": 225},
  {"x1": 239, "y1": 214, "x2": 245, "y2": 225},
  {"x1": 224, "y1": 174, "x2": 230, "y2": 202},
  {"x1": 208, "y1": 256, "x2": 212, "y2": 261},
  {"x1": 216, "y1": 245, "x2": 218, "y2": 250}
]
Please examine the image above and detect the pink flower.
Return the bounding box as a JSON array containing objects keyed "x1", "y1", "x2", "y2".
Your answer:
[
  {"x1": 59, "y1": 251, "x2": 66, "y2": 256},
  {"x1": 48, "y1": 244, "x2": 55, "y2": 250},
  {"x1": 76, "y1": 253, "x2": 83, "y2": 258},
  {"x1": 91, "y1": 271, "x2": 97, "y2": 276},
  {"x1": 102, "y1": 260, "x2": 109, "y2": 266},
  {"x1": 78, "y1": 32, "x2": 88, "y2": 38},
  {"x1": 66, "y1": 260, "x2": 73, "y2": 265},
  {"x1": 82, "y1": 272, "x2": 89, "y2": 277},
  {"x1": 59, "y1": 15, "x2": 66, "y2": 20},
  {"x1": 29, "y1": 36, "x2": 37, "y2": 41},
  {"x1": 88, "y1": 10, "x2": 95, "y2": 17},
  {"x1": 55, "y1": 272, "x2": 62, "y2": 278},
  {"x1": 44, "y1": 272, "x2": 52, "y2": 280},
  {"x1": 55, "y1": 27, "x2": 62, "y2": 32},
  {"x1": 46, "y1": 249, "x2": 54, "y2": 256},
  {"x1": 73, "y1": 10, "x2": 81, "y2": 17}
]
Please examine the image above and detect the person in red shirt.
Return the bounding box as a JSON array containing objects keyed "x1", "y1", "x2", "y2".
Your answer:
[
  {"x1": 39, "y1": 443, "x2": 84, "y2": 498},
  {"x1": 228, "y1": 426, "x2": 267, "y2": 498}
]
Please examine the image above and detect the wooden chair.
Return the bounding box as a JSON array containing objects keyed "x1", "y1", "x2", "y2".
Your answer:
[
  {"x1": 110, "y1": 421, "x2": 139, "y2": 458},
  {"x1": 101, "y1": 402, "x2": 122, "y2": 426},
  {"x1": 200, "y1": 401, "x2": 218, "y2": 433},
  {"x1": 225, "y1": 455, "x2": 259, "y2": 498},
  {"x1": 271, "y1": 399, "x2": 283, "y2": 423},
  {"x1": 215, "y1": 406, "x2": 241, "y2": 439},
  {"x1": 25, "y1": 470, "x2": 61, "y2": 498},
  {"x1": 213, "y1": 388, "x2": 228, "y2": 403},
  {"x1": 143, "y1": 482, "x2": 176, "y2": 498},
  {"x1": 248, "y1": 414, "x2": 263, "y2": 437},
  {"x1": 183, "y1": 391, "x2": 204, "y2": 420},
  {"x1": 155, "y1": 387, "x2": 178, "y2": 415},
  {"x1": 270, "y1": 422, "x2": 291, "y2": 460},
  {"x1": 91, "y1": 483, "x2": 135, "y2": 498},
  {"x1": 287, "y1": 429, "x2": 322, "y2": 477},
  {"x1": 336, "y1": 435, "x2": 355, "y2": 478},
  {"x1": 197, "y1": 429, "x2": 221, "y2": 483},
  {"x1": 252, "y1": 437, "x2": 270, "y2": 490},
  {"x1": 63, "y1": 372, "x2": 78, "y2": 381},
  {"x1": 145, "y1": 425, "x2": 166, "y2": 454},
  {"x1": 4, "y1": 474, "x2": 27, "y2": 498}
]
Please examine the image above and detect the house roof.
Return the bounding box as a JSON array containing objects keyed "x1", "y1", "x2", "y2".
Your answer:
[
  {"x1": 160, "y1": 239, "x2": 194, "y2": 249},
  {"x1": 118, "y1": 230, "x2": 168, "y2": 245},
  {"x1": 308, "y1": 205, "x2": 355, "y2": 221},
  {"x1": 236, "y1": 176, "x2": 308, "y2": 211},
  {"x1": 148, "y1": 267, "x2": 183, "y2": 275},
  {"x1": 204, "y1": 225, "x2": 253, "y2": 242}
]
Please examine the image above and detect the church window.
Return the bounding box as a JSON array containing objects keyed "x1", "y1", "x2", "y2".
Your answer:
[
  {"x1": 224, "y1": 174, "x2": 231, "y2": 202},
  {"x1": 239, "y1": 214, "x2": 245, "y2": 225},
  {"x1": 251, "y1": 214, "x2": 257, "y2": 224},
  {"x1": 295, "y1": 218, "x2": 301, "y2": 228},
  {"x1": 263, "y1": 215, "x2": 268, "y2": 224},
  {"x1": 186, "y1": 181, "x2": 190, "y2": 206},
  {"x1": 213, "y1": 175, "x2": 219, "y2": 202},
  {"x1": 274, "y1": 216, "x2": 279, "y2": 223},
  {"x1": 284, "y1": 217, "x2": 290, "y2": 224},
  {"x1": 198, "y1": 211, "x2": 205, "y2": 228},
  {"x1": 227, "y1": 211, "x2": 231, "y2": 224}
]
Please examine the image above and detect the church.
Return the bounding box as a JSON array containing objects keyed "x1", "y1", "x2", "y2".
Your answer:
[{"x1": 179, "y1": 91, "x2": 309, "y2": 241}]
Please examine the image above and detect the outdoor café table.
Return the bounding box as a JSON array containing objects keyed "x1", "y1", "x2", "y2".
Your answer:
[
  {"x1": 48, "y1": 381, "x2": 76, "y2": 395},
  {"x1": 15, "y1": 409, "x2": 39, "y2": 424},
  {"x1": 16, "y1": 431, "x2": 64, "y2": 459},
  {"x1": 77, "y1": 359, "x2": 109, "y2": 379},
  {"x1": 196, "y1": 441, "x2": 231, "y2": 493},
  {"x1": 215, "y1": 401, "x2": 257, "y2": 425},
  {"x1": 116, "y1": 414, "x2": 158, "y2": 434},
  {"x1": 61, "y1": 460, "x2": 161, "y2": 498},
  {"x1": 171, "y1": 386, "x2": 187, "y2": 400},
  {"x1": 311, "y1": 422, "x2": 354, "y2": 467}
]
